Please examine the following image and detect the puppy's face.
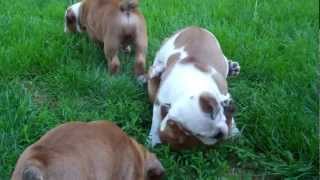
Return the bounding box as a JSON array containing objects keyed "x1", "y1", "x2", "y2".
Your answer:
[
  {"x1": 160, "y1": 92, "x2": 234, "y2": 147},
  {"x1": 64, "y1": 2, "x2": 83, "y2": 33}
]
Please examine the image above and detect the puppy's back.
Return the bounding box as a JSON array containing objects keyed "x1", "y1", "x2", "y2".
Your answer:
[{"x1": 11, "y1": 121, "x2": 129, "y2": 180}]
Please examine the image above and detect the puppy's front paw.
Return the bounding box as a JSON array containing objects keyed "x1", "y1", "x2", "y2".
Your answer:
[
  {"x1": 228, "y1": 60, "x2": 240, "y2": 77},
  {"x1": 147, "y1": 134, "x2": 161, "y2": 148},
  {"x1": 109, "y1": 59, "x2": 120, "y2": 74}
]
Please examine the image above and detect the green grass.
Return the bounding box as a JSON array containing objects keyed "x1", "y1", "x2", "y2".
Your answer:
[{"x1": 0, "y1": 0, "x2": 318, "y2": 179}]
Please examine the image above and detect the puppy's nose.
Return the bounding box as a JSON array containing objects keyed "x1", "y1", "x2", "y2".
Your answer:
[{"x1": 213, "y1": 130, "x2": 224, "y2": 139}]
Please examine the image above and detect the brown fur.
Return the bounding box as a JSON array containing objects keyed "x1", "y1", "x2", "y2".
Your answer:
[
  {"x1": 199, "y1": 92, "x2": 219, "y2": 113},
  {"x1": 79, "y1": 0, "x2": 147, "y2": 76},
  {"x1": 147, "y1": 73, "x2": 161, "y2": 103},
  {"x1": 174, "y1": 27, "x2": 228, "y2": 78},
  {"x1": 180, "y1": 56, "x2": 210, "y2": 72},
  {"x1": 159, "y1": 120, "x2": 201, "y2": 150},
  {"x1": 11, "y1": 121, "x2": 164, "y2": 180}
]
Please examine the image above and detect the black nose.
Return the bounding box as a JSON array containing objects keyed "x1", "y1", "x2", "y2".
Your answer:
[{"x1": 213, "y1": 131, "x2": 224, "y2": 139}]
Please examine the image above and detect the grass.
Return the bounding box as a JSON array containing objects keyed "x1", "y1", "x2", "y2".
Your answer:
[{"x1": 0, "y1": 0, "x2": 318, "y2": 179}]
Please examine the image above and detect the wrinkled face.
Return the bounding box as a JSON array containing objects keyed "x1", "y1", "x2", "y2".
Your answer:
[
  {"x1": 64, "y1": 2, "x2": 83, "y2": 33},
  {"x1": 160, "y1": 92, "x2": 234, "y2": 147}
]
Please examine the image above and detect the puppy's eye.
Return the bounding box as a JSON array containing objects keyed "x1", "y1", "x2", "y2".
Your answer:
[{"x1": 210, "y1": 109, "x2": 219, "y2": 120}]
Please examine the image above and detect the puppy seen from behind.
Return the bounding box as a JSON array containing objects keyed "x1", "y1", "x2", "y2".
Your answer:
[{"x1": 64, "y1": 0, "x2": 148, "y2": 83}]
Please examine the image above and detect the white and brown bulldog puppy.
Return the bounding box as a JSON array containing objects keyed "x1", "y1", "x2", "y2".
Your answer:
[
  {"x1": 64, "y1": 0, "x2": 148, "y2": 82},
  {"x1": 11, "y1": 121, "x2": 164, "y2": 180},
  {"x1": 148, "y1": 27, "x2": 240, "y2": 150}
]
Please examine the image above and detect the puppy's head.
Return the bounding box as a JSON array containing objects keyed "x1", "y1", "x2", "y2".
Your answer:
[
  {"x1": 64, "y1": 2, "x2": 84, "y2": 33},
  {"x1": 160, "y1": 92, "x2": 235, "y2": 147},
  {"x1": 130, "y1": 138, "x2": 165, "y2": 180},
  {"x1": 144, "y1": 152, "x2": 165, "y2": 180}
]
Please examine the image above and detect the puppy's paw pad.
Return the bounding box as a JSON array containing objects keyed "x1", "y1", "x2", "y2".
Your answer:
[{"x1": 228, "y1": 61, "x2": 240, "y2": 76}]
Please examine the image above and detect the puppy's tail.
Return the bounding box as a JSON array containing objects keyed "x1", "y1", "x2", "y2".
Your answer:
[{"x1": 22, "y1": 166, "x2": 43, "y2": 180}]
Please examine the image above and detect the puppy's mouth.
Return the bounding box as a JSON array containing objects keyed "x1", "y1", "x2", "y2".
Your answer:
[{"x1": 194, "y1": 131, "x2": 226, "y2": 140}]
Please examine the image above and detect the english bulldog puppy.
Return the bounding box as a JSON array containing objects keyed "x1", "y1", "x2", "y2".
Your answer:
[
  {"x1": 11, "y1": 121, "x2": 164, "y2": 180},
  {"x1": 64, "y1": 0, "x2": 148, "y2": 82},
  {"x1": 148, "y1": 27, "x2": 241, "y2": 149}
]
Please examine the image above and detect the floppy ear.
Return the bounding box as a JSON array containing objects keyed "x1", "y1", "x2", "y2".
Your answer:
[
  {"x1": 66, "y1": 9, "x2": 76, "y2": 24},
  {"x1": 221, "y1": 99, "x2": 235, "y2": 127},
  {"x1": 145, "y1": 153, "x2": 165, "y2": 180},
  {"x1": 160, "y1": 103, "x2": 170, "y2": 119},
  {"x1": 221, "y1": 99, "x2": 235, "y2": 114},
  {"x1": 199, "y1": 92, "x2": 220, "y2": 119}
]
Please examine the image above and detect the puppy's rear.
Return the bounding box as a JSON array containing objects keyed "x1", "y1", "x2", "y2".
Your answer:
[{"x1": 12, "y1": 121, "x2": 164, "y2": 180}]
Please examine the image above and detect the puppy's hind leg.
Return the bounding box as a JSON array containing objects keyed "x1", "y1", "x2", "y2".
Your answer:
[
  {"x1": 133, "y1": 18, "x2": 148, "y2": 84},
  {"x1": 104, "y1": 35, "x2": 121, "y2": 74}
]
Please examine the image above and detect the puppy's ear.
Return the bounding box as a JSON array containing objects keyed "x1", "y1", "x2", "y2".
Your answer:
[
  {"x1": 199, "y1": 92, "x2": 219, "y2": 114},
  {"x1": 66, "y1": 9, "x2": 76, "y2": 24},
  {"x1": 221, "y1": 99, "x2": 235, "y2": 127},
  {"x1": 221, "y1": 99, "x2": 235, "y2": 114},
  {"x1": 145, "y1": 153, "x2": 165, "y2": 180}
]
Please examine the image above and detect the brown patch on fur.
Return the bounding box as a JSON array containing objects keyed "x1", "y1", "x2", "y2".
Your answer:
[
  {"x1": 148, "y1": 70, "x2": 161, "y2": 103},
  {"x1": 159, "y1": 120, "x2": 202, "y2": 150},
  {"x1": 161, "y1": 53, "x2": 180, "y2": 81},
  {"x1": 174, "y1": 27, "x2": 228, "y2": 78},
  {"x1": 199, "y1": 92, "x2": 219, "y2": 113},
  {"x1": 11, "y1": 121, "x2": 164, "y2": 180},
  {"x1": 180, "y1": 56, "x2": 210, "y2": 72},
  {"x1": 78, "y1": 0, "x2": 147, "y2": 76}
]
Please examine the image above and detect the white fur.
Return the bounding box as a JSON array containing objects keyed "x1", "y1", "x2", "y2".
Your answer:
[
  {"x1": 64, "y1": 2, "x2": 83, "y2": 33},
  {"x1": 149, "y1": 28, "x2": 239, "y2": 147}
]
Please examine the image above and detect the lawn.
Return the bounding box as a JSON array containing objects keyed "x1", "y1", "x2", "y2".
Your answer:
[{"x1": 0, "y1": 0, "x2": 319, "y2": 179}]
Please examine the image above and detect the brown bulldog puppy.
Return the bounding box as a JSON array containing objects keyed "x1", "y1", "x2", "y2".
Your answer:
[
  {"x1": 64, "y1": 0, "x2": 148, "y2": 82},
  {"x1": 11, "y1": 121, "x2": 164, "y2": 180}
]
